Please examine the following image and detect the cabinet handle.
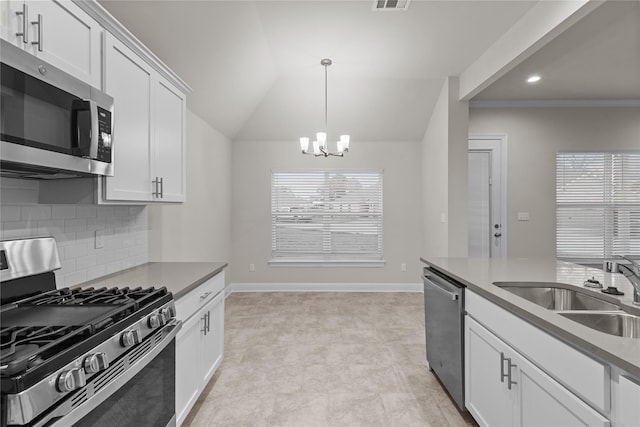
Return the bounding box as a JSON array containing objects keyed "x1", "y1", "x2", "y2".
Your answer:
[
  {"x1": 159, "y1": 177, "x2": 164, "y2": 198},
  {"x1": 31, "y1": 14, "x2": 43, "y2": 52},
  {"x1": 500, "y1": 352, "x2": 508, "y2": 384},
  {"x1": 507, "y1": 359, "x2": 518, "y2": 390},
  {"x1": 16, "y1": 3, "x2": 28, "y2": 44},
  {"x1": 201, "y1": 312, "x2": 208, "y2": 335},
  {"x1": 152, "y1": 177, "x2": 159, "y2": 197},
  {"x1": 206, "y1": 310, "x2": 211, "y2": 333},
  {"x1": 199, "y1": 291, "x2": 212, "y2": 301}
]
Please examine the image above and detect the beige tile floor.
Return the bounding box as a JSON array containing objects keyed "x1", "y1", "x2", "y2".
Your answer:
[{"x1": 183, "y1": 292, "x2": 478, "y2": 427}]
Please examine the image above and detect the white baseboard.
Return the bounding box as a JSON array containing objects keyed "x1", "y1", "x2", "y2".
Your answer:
[{"x1": 227, "y1": 282, "x2": 423, "y2": 294}]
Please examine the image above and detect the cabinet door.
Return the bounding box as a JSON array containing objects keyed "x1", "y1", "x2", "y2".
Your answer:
[
  {"x1": 103, "y1": 33, "x2": 153, "y2": 202},
  {"x1": 152, "y1": 75, "x2": 186, "y2": 202},
  {"x1": 617, "y1": 375, "x2": 640, "y2": 427},
  {"x1": 465, "y1": 316, "x2": 514, "y2": 427},
  {"x1": 200, "y1": 291, "x2": 224, "y2": 386},
  {"x1": 514, "y1": 351, "x2": 610, "y2": 427},
  {"x1": 1, "y1": 0, "x2": 28, "y2": 48},
  {"x1": 175, "y1": 311, "x2": 202, "y2": 427},
  {"x1": 26, "y1": 0, "x2": 102, "y2": 88}
]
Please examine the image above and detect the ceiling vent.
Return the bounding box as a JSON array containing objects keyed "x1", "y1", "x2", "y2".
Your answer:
[{"x1": 373, "y1": 0, "x2": 410, "y2": 11}]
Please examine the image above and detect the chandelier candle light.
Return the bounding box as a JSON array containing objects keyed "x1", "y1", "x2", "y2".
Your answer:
[{"x1": 300, "y1": 59, "x2": 350, "y2": 157}]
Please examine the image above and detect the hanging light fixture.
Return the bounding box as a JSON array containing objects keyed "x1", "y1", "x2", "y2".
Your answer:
[{"x1": 300, "y1": 58, "x2": 350, "y2": 157}]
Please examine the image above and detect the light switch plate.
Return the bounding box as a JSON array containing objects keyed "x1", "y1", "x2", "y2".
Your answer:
[
  {"x1": 517, "y1": 212, "x2": 530, "y2": 221},
  {"x1": 94, "y1": 230, "x2": 105, "y2": 249}
]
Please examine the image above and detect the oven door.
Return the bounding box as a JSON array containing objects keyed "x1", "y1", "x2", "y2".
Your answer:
[{"x1": 34, "y1": 320, "x2": 181, "y2": 427}]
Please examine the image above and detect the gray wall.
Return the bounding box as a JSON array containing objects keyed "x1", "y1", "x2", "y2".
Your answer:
[
  {"x1": 469, "y1": 107, "x2": 640, "y2": 258},
  {"x1": 149, "y1": 110, "x2": 232, "y2": 265},
  {"x1": 421, "y1": 77, "x2": 469, "y2": 257},
  {"x1": 231, "y1": 139, "x2": 423, "y2": 285}
]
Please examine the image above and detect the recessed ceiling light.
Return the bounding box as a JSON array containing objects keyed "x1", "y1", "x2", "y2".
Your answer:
[{"x1": 527, "y1": 75, "x2": 541, "y2": 84}]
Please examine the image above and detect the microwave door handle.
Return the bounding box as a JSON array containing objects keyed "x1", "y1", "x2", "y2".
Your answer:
[{"x1": 88, "y1": 100, "x2": 99, "y2": 159}]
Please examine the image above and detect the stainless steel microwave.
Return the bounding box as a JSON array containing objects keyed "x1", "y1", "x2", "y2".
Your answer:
[{"x1": 0, "y1": 40, "x2": 114, "y2": 179}]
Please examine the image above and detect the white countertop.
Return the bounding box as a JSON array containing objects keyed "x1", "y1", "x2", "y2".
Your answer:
[
  {"x1": 79, "y1": 262, "x2": 227, "y2": 300},
  {"x1": 420, "y1": 257, "x2": 640, "y2": 378}
]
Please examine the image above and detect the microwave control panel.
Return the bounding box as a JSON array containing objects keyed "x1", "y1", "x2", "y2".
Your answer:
[{"x1": 97, "y1": 107, "x2": 113, "y2": 163}]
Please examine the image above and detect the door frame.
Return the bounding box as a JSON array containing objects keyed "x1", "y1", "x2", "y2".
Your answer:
[{"x1": 469, "y1": 134, "x2": 508, "y2": 257}]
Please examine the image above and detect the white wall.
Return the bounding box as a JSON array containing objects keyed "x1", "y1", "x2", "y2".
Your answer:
[
  {"x1": 149, "y1": 110, "x2": 232, "y2": 264},
  {"x1": 421, "y1": 77, "x2": 470, "y2": 257},
  {"x1": 469, "y1": 107, "x2": 640, "y2": 257},
  {"x1": 231, "y1": 139, "x2": 423, "y2": 285},
  {"x1": 0, "y1": 178, "x2": 148, "y2": 287}
]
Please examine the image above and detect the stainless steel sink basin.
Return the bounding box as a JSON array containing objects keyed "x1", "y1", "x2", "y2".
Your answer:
[
  {"x1": 558, "y1": 312, "x2": 640, "y2": 338},
  {"x1": 494, "y1": 282, "x2": 620, "y2": 311}
]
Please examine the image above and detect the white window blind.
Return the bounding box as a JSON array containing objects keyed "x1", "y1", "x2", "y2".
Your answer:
[
  {"x1": 271, "y1": 170, "x2": 383, "y2": 264},
  {"x1": 556, "y1": 152, "x2": 640, "y2": 259}
]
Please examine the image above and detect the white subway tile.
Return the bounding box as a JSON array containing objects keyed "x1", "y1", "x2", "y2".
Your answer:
[
  {"x1": 65, "y1": 270, "x2": 87, "y2": 287},
  {"x1": 1, "y1": 188, "x2": 39, "y2": 205},
  {"x1": 1, "y1": 206, "x2": 22, "y2": 221},
  {"x1": 76, "y1": 255, "x2": 97, "y2": 270},
  {"x1": 52, "y1": 205, "x2": 76, "y2": 220},
  {"x1": 0, "y1": 221, "x2": 35, "y2": 239},
  {"x1": 86, "y1": 265, "x2": 106, "y2": 281},
  {"x1": 76, "y1": 205, "x2": 97, "y2": 218},
  {"x1": 105, "y1": 261, "x2": 123, "y2": 274},
  {"x1": 97, "y1": 206, "x2": 114, "y2": 218},
  {"x1": 105, "y1": 238, "x2": 123, "y2": 251},
  {"x1": 87, "y1": 218, "x2": 106, "y2": 232},
  {"x1": 114, "y1": 207, "x2": 129, "y2": 217},
  {"x1": 22, "y1": 205, "x2": 52, "y2": 221},
  {"x1": 65, "y1": 219, "x2": 87, "y2": 233},
  {"x1": 64, "y1": 243, "x2": 87, "y2": 260}
]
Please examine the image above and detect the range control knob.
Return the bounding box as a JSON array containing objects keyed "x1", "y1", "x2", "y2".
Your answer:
[
  {"x1": 147, "y1": 313, "x2": 161, "y2": 328},
  {"x1": 56, "y1": 368, "x2": 86, "y2": 393},
  {"x1": 83, "y1": 352, "x2": 109, "y2": 374},
  {"x1": 161, "y1": 305, "x2": 176, "y2": 319},
  {"x1": 120, "y1": 329, "x2": 140, "y2": 347}
]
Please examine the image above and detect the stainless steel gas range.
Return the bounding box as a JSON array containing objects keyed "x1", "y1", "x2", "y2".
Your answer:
[{"x1": 0, "y1": 238, "x2": 181, "y2": 427}]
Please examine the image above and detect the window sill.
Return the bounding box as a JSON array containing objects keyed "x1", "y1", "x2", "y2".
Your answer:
[{"x1": 268, "y1": 259, "x2": 386, "y2": 268}]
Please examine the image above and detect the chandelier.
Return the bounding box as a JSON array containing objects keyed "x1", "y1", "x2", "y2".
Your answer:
[{"x1": 299, "y1": 59, "x2": 350, "y2": 157}]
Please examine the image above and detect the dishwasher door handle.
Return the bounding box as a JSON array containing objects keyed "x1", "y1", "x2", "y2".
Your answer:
[{"x1": 424, "y1": 275, "x2": 459, "y2": 301}]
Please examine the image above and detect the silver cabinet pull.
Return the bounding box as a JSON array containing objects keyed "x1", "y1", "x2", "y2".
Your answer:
[
  {"x1": 159, "y1": 177, "x2": 164, "y2": 198},
  {"x1": 206, "y1": 310, "x2": 211, "y2": 333},
  {"x1": 201, "y1": 312, "x2": 208, "y2": 335},
  {"x1": 507, "y1": 359, "x2": 517, "y2": 390},
  {"x1": 31, "y1": 14, "x2": 43, "y2": 52},
  {"x1": 16, "y1": 3, "x2": 28, "y2": 44},
  {"x1": 152, "y1": 177, "x2": 160, "y2": 197},
  {"x1": 500, "y1": 352, "x2": 508, "y2": 383},
  {"x1": 199, "y1": 291, "x2": 212, "y2": 301}
]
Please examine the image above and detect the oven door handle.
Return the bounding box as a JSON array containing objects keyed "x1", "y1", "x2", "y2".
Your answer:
[{"x1": 33, "y1": 319, "x2": 182, "y2": 427}]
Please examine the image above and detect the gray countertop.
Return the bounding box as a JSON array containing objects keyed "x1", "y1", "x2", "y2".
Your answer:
[
  {"x1": 420, "y1": 257, "x2": 640, "y2": 378},
  {"x1": 78, "y1": 262, "x2": 228, "y2": 300}
]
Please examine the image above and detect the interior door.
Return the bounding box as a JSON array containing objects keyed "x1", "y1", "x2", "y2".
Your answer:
[{"x1": 469, "y1": 137, "x2": 505, "y2": 257}]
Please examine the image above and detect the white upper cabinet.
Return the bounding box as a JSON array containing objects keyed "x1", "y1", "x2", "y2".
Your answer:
[
  {"x1": 1, "y1": 0, "x2": 101, "y2": 88},
  {"x1": 103, "y1": 33, "x2": 154, "y2": 202},
  {"x1": 152, "y1": 75, "x2": 186, "y2": 202}
]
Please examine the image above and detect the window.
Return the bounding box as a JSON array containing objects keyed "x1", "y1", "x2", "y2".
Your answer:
[
  {"x1": 556, "y1": 152, "x2": 640, "y2": 259},
  {"x1": 271, "y1": 170, "x2": 383, "y2": 265}
]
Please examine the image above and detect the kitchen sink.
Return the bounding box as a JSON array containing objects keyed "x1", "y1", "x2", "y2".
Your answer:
[
  {"x1": 558, "y1": 312, "x2": 640, "y2": 339},
  {"x1": 494, "y1": 282, "x2": 620, "y2": 311}
]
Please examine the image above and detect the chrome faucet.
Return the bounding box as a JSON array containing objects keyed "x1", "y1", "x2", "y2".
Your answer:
[{"x1": 616, "y1": 255, "x2": 640, "y2": 305}]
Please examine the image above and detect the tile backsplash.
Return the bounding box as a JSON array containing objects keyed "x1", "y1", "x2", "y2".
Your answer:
[{"x1": 0, "y1": 178, "x2": 148, "y2": 288}]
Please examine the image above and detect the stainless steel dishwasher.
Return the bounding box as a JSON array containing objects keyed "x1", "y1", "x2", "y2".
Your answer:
[{"x1": 423, "y1": 266, "x2": 465, "y2": 411}]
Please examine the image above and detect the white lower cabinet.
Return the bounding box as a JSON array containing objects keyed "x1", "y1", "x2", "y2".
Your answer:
[
  {"x1": 615, "y1": 374, "x2": 640, "y2": 427},
  {"x1": 466, "y1": 316, "x2": 609, "y2": 427},
  {"x1": 175, "y1": 273, "x2": 225, "y2": 426}
]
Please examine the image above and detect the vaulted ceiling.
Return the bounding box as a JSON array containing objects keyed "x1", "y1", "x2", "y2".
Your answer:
[{"x1": 98, "y1": 0, "x2": 640, "y2": 142}]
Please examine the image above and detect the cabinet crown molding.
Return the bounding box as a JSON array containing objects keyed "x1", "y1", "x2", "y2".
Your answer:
[{"x1": 74, "y1": 0, "x2": 192, "y2": 95}]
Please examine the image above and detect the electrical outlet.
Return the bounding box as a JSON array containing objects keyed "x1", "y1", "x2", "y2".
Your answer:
[
  {"x1": 94, "y1": 230, "x2": 105, "y2": 249},
  {"x1": 249, "y1": 263, "x2": 255, "y2": 272},
  {"x1": 518, "y1": 212, "x2": 530, "y2": 221},
  {"x1": 401, "y1": 263, "x2": 407, "y2": 272}
]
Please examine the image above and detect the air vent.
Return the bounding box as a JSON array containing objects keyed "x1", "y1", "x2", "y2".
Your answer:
[{"x1": 373, "y1": 0, "x2": 410, "y2": 11}]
